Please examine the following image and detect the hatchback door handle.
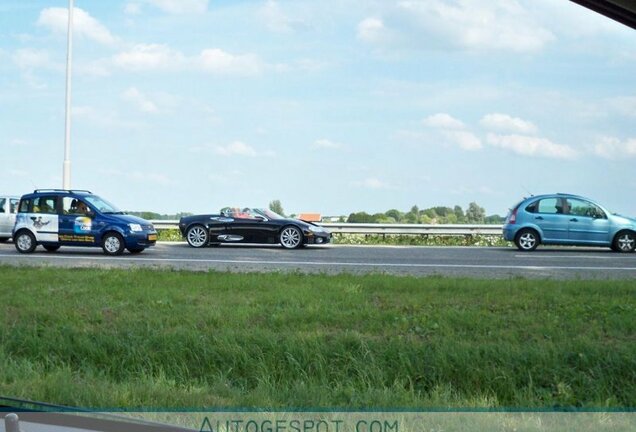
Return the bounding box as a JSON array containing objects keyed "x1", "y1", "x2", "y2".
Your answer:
[
  {"x1": 570, "y1": 218, "x2": 578, "y2": 222},
  {"x1": 535, "y1": 216, "x2": 543, "y2": 220}
]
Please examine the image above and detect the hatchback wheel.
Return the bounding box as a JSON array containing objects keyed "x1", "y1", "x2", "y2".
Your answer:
[
  {"x1": 515, "y1": 229, "x2": 539, "y2": 252},
  {"x1": 102, "y1": 232, "x2": 125, "y2": 255},
  {"x1": 613, "y1": 232, "x2": 636, "y2": 253},
  {"x1": 14, "y1": 230, "x2": 36, "y2": 254},
  {"x1": 280, "y1": 226, "x2": 303, "y2": 249},
  {"x1": 186, "y1": 225, "x2": 208, "y2": 248}
]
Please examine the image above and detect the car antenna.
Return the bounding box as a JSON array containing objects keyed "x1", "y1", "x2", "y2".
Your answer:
[{"x1": 521, "y1": 184, "x2": 533, "y2": 197}]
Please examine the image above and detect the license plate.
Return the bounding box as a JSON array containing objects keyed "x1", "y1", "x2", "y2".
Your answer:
[{"x1": 148, "y1": 234, "x2": 157, "y2": 241}]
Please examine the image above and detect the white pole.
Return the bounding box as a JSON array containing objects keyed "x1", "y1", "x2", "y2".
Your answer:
[{"x1": 62, "y1": 0, "x2": 74, "y2": 189}]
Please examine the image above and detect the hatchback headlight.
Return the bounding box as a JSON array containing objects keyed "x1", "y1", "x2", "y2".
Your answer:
[{"x1": 129, "y1": 223, "x2": 143, "y2": 232}]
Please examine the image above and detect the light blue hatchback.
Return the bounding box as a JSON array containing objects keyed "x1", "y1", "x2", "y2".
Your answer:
[{"x1": 503, "y1": 194, "x2": 636, "y2": 252}]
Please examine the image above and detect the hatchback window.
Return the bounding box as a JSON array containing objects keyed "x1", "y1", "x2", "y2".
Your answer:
[
  {"x1": 536, "y1": 198, "x2": 560, "y2": 214},
  {"x1": 33, "y1": 196, "x2": 58, "y2": 214},
  {"x1": 567, "y1": 198, "x2": 606, "y2": 219},
  {"x1": 525, "y1": 201, "x2": 538, "y2": 213}
]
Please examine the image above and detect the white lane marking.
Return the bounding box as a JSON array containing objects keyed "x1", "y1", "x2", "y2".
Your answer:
[
  {"x1": 1, "y1": 253, "x2": 636, "y2": 271},
  {"x1": 515, "y1": 254, "x2": 635, "y2": 260}
]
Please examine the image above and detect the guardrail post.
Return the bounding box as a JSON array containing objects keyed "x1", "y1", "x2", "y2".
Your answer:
[{"x1": 4, "y1": 413, "x2": 22, "y2": 432}]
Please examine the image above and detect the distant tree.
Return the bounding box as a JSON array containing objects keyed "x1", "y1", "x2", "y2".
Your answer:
[
  {"x1": 385, "y1": 209, "x2": 402, "y2": 221},
  {"x1": 466, "y1": 202, "x2": 486, "y2": 223},
  {"x1": 405, "y1": 212, "x2": 418, "y2": 224},
  {"x1": 485, "y1": 214, "x2": 504, "y2": 224},
  {"x1": 445, "y1": 213, "x2": 458, "y2": 224},
  {"x1": 409, "y1": 205, "x2": 419, "y2": 215},
  {"x1": 423, "y1": 208, "x2": 438, "y2": 219},
  {"x1": 347, "y1": 212, "x2": 374, "y2": 223},
  {"x1": 454, "y1": 205, "x2": 465, "y2": 223},
  {"x1": 432, "y1": 206, "x2": 452, "y2": 217},
  {"x1": 269, "y1": 200, "x2": 285, "y2": 217}
]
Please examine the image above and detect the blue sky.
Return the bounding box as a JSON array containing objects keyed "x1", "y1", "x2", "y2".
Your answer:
[{"x1": 1, "y1": 0, "x2": 635, "y2": 216}]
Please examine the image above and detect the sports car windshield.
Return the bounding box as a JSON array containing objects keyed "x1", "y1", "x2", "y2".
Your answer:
[
  {"x1": 255, "y1": 209, "x2": 284, "y2": 220},
  {"x1": 85, "y1": 195, "x2": 123, "y2": 214}
]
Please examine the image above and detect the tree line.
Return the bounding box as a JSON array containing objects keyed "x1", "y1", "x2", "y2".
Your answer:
[
  {"x1": 345, "y1": 202, "x2": 503, "y2": 224},
  {"x1": 269, "y1": 200, "x2": 503, "y2": 224},
  {"x1": 127, "y1": 201, "x2": 504, "y2": 225}
]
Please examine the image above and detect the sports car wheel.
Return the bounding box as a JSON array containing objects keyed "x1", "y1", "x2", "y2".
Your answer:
[
  {"x1": 515, "y1": 228, "x2": 539, "y2": 252},
  {"x1": 280, "y1": 226, "x2": 303, "y2": 249},
  {"x1": 102, "y1": 232, "x2": 125, "y2": 256},
  {"x1": 186, "y1": 225, "x2": 208, "y2": 248},
  {"x1": 613, "y1": 231, "x2": 636, "y2": 253},
  {"x1": 14, "y1": 230, "x2": 36, "y2": 254}
]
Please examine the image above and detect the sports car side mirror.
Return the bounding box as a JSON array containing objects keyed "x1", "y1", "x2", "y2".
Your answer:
[{"x1": 254, "y1": 215, "x2": 266, "y2": 221}]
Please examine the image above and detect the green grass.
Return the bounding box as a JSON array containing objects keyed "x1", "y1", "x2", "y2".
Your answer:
[{"x1": 0, "y1": 266, "x2": 634, "y2": 409}]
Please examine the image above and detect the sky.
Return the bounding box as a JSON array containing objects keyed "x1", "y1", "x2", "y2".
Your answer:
[{"x1": 0, "y1": 0, "x2": 635, "y2": 216}]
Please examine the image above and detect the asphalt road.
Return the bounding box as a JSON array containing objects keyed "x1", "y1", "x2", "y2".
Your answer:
[{"x1": 1, "y1": 241, "x2": 636, "y2": 279}]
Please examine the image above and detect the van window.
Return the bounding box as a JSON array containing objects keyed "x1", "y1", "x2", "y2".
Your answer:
[
  {"x1": 10, "y1": 199, "x2": 19, "y2": 214},
  {"x1": 0, "y1": 198, "x2": 5, "y2": 213},
  {"x1": 19, "y1": 199, "x2": 31, "y2": 213},
  {"x1": 33, "y1": 196, "x2": 58, "y2": 215}
]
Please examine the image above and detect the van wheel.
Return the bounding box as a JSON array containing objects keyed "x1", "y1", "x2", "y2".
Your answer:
[
  {"x1": 515, "y1": 228, "x2": 539, "y2": 251},
  {"x1": 43, "y1": 245, "x2": 61, "y2": 252},
  {"x1": 14, "y1": 230, "x2": 36, "y2": 253},
  {"x1": 102, "y1": 232, "x2": 125, "y2": 255}
]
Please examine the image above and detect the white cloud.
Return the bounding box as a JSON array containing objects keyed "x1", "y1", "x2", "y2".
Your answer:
[
  {"x1": 422, "y1": 113, "x2": 465, "y2": 129},
  {"x1": 312, "y1": 139, "x2": 342, "y2": 150},
  {"x1": 214, "y1": 141, "x2": 258, "y2": 157},
  {"x1": 606, "y1": 96, "x2": 636, "y2": 118},
  {"x1": 357, "y1": 18, "x2": 388, "y2": 44},
  {"x1": 591, "y1": 136, "x2": 636, "y2": 159},
  {"x1": 353, "y1": 177, "x2": 390, "y2": 189},
  {"x1": 487, "y1": 133, "x2": 577, "y2": 159},
  {"x1": 122, "y1": 87, "x2": 158, "y2": 113},
  {"x1": 480, "y1": 113, "x2": 537, "y2": 134},
  {"x1": 37, "y1": 7, "x2": 117, "y2": 46},
  {"x1": 13, "y1": 49, "x2": 52, "y2": 70},
  {"x1": 260, "y1": 1, "x2": 305, "y2": 33},
  {"x1": 124, "y1": 3, "x2": 142, "y2": 15},
  {"x1": 443, "y1": 131, "x2": 482, "y2": 151},
  {"x1": 197, "y1": 49, "x2": 264, "y2": 76},
  {"x1": 146, "y1": 0, "x2": 208, "y2": 14},
  {"x1": 394, "y1": 0, "x2": 554, "y2": 53},
  {"x1": 113, "y1": 44, "x2": 184, "y2": 71}
]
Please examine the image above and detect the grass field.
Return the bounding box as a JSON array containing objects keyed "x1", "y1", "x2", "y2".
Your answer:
[{"x1": 0, "y1": 266, "x2": 634, "y2": 409}]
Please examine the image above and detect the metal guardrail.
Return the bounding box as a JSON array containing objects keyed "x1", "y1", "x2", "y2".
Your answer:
[{"x1": 149, "y1": 220, "x2": 504, "y2": 236}]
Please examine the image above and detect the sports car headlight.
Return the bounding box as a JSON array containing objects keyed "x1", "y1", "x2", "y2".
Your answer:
[
  {"x1": 308, "y1": 225, "x2": 323, "y2": 233},
  {"x1": 128, "y1": 223, "x2": 143, "y2": 232}
]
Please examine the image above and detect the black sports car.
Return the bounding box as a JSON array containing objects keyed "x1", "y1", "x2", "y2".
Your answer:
[{"x1": 179, "y1": 207, "x2": 332, "y2": 249}]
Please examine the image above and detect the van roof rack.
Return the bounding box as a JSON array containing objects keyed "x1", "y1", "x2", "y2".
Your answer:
[{"x1": 34, "y1": 189, "x2": 93, "y2": 194}]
